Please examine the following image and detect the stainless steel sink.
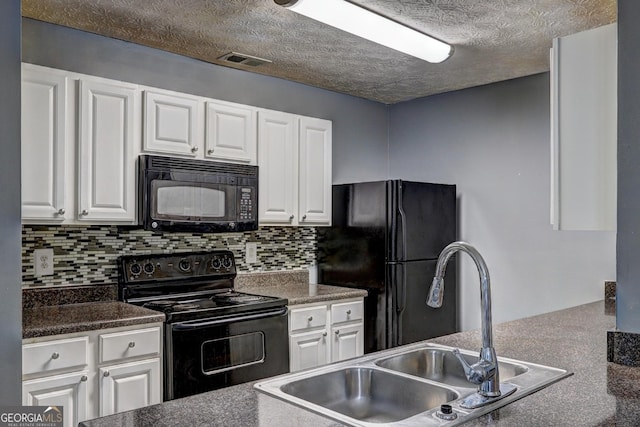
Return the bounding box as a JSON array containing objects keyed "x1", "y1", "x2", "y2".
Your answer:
[
  {"x1": 375, "y1": 347, "x2": 528, "y2": 388},
  {"x1": 255, "y1": 343, "x2": 572, "y2": 426},
  {"x1": 280, "y1": 367, "x2": 459, "y2": 423}
]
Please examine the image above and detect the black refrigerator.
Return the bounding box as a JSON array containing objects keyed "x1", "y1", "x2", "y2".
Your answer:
[{"x1": 318, "y1": 180, "x2": 457, "y2": 354}]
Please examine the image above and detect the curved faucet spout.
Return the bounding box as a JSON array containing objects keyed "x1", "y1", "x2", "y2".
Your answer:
[{"x1": 426, "y1": 241, "x2": 500, "y2": 399}]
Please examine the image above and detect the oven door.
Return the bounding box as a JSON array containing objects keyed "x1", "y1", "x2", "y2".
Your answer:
[{"x1": 165, "y1": 307, "x2": 289, "y2": 400}]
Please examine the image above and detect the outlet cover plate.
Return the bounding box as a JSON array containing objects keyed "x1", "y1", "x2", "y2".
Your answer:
[
  {"x1": 34, "y1": 249, "x2": 54, "y2": 277},
  {"x1": 246, "y1": 242, "x2": 257, "y2": 264}
]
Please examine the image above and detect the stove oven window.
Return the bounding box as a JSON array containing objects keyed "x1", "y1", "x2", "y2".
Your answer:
[{"x1": 201, "y1": 332, "x2": 265, "y2": 374}]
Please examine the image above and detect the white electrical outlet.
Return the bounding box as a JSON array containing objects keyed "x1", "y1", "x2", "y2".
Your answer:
[
  {"x1": 245, "y1": 242, "x2": 258, "y2": 264},
  {"x1": 34, "y1": 249, "x2": 54, "y2": 277}
]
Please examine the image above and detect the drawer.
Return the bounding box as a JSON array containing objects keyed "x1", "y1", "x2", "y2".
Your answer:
[
  {"x1": 99, "y1": 327, "x2": 161, "y2": 364},
  {"x1": 23, "y1": 336, "x2": 88, "y2": 376},
  {"x1": 331, "y1": 300, "x2": 364, "y2": 324},
  {"x1": 290, "y1": 305, "x2": 327, "y2": 332}
]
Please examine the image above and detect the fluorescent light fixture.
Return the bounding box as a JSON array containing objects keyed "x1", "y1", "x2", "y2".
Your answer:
[{"x1": 275, "y1": 0, "x2": 453, "y2": 63}]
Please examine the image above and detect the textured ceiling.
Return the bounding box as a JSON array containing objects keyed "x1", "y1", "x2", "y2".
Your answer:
[{"x1": 21, "y1": 0, "x2": 617, "y2": 104}]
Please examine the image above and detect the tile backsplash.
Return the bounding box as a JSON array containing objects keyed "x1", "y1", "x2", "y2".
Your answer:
[{"x1": 22, "y1": 225, "x2": 317, "y2": 287}]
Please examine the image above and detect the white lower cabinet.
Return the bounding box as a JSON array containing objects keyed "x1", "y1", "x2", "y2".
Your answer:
[
  {"x1": 22, "y1": 324, "x2": 162, "y2": 426},
  {"x1": 288, "y1": 298, "x2": 364, "y2": 372},
  {"x1": 22, "y1": 370, "x2": 89, "y2": 427},
  {"x1": 100, "y1": 359, "x2": 161, "y2": 417}
]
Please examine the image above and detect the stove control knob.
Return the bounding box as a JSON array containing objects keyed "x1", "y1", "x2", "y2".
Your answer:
[
  {"x1": 143, "y1": 262, "x2": 155, "y2": 275},
  {"x1": 222, "y1": 257, "x2": 233, "y2": 269},
  {"x1": 211, "y1": 258, "x2": 222, "y2": 270},
  {"x1": 129, "y1": 263, "x2": 142, "y2": 276},
  {"x1": 178, "y1": 259, "x2": 191, "y2": 272}
]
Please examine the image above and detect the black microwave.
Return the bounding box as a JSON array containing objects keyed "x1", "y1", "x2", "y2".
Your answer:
[{"x1": 138, "y1": 155, "x2": 258, "y2": 233}]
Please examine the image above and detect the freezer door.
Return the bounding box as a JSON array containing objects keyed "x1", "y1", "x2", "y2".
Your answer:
[
  {"x1": 388, "y1": 260, "x2": 457, "y2": 347},
  {"x1": 389, "y1": 181, "x2": 456, "y2": 262}
]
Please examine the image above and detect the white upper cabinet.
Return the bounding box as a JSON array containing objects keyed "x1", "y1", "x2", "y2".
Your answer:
[
  {"x1": 143, "y1": 89, "x2": 200, "y2": 157},
  {"x1": 258, "y1": 110, "x2": 332, "y2": 227},
  {"x1": 298, "y1": 116, "x2": 332, "y2": 225},
  {"x1": 550, "y1": 23, "x2": 617, "y2": 231},
  {"x1": 205, "y1": 100, "x2": 257, "y2": 164},
  {"x1": 78, "y1": 77, "x2": 138, "y2": 222},
  {"x1": 258, "y1": 110, "x2": 298, "y2": 224},
  {"x1": 21, "y1": 64, "x2": 68, "y2": 222}
]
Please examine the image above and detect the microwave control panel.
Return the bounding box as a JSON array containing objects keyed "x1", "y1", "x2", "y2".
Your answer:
[{"x1": 238, "y1": 187, "x2": 255, "y2": 221}]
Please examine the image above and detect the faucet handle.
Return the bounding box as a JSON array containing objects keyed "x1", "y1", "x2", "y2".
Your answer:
[{"x1": 453, "y1": 348, "x2": 491, "y2": 385}]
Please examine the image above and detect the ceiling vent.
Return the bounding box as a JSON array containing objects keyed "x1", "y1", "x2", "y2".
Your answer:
[{"x1": 218, "y1": 52, "x2": 272, "y2": 67}]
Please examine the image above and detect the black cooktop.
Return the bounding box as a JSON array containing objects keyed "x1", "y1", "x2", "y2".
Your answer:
[{"x1": 118, "y1": 251, "x2": 287, "y2": 323}]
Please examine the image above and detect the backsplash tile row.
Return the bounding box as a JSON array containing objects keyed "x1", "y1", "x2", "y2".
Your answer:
[{"x1": 22, "y1": 225, "x2": 317, "y2": 287}]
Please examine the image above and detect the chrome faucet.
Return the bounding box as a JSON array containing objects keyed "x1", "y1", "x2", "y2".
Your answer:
[{"x1": 427, "y1": 241, "x2": 516, "y2": 409}]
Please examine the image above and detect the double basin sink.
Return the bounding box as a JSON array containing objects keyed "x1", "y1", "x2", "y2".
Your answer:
[{"x1": 255, "y1": 343, "x2": 572, "y2": 426}]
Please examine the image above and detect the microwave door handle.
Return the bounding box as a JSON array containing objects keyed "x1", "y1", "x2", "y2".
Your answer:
[{"x1": 171, "y1": 307, "x2": 288, "y2": 330}]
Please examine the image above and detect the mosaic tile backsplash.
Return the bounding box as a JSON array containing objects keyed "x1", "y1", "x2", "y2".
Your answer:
[{"x1": 22, "y1": 225, "x2": 317, "y2": 287}]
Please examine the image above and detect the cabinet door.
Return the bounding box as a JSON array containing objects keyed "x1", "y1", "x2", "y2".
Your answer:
[
  {"x1": 331, "y1": 323, "x2": 364, "y2": 362},
  {"x1": 205, "y1": 100, "x2": 256, "y2": 164},
  {"x1": 550, "y1": 23, "x2": 617, "y2": 231},
  {"x1": 258, "y1": 110, "x2": 298, "y2": 225},
  {"x1": 289, "y1": 330, "x2": 329, "y2": 372},
  {"x1": 99, "y1": 359, "x2": 161, "y2": 417},
  {"x1": 143, "y1": 89, "x2": 200, "y2": 157},
  {"x1": 78, "y1": 78, "x2": 137, "y2": 222},
  {"x1": 22, "y1": 370, "x2": 89, "y2": 427},
  {"x1": 21, "y1": 65, "x2": 68, "y2": 222},
  {"x1": 298, "y1": 116, "x2": 332, "y2": 226}
]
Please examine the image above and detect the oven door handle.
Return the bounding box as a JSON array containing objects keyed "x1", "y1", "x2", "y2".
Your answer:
[{"x1": 171, "y1": 307, "x2": 288, "y2": 330}]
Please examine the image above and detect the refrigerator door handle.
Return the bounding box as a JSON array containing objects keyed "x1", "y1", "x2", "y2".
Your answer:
[
  {"x1": 395, "y1": 263, "x2": 406, "y2": 347},
  {"x1": 397, "y1": 181, "x2": 408, "y2": 261}
]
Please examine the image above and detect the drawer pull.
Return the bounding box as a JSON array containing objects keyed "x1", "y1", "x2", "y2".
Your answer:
[
  {"x1": 80, "y1": 375, "x2": 87, "y2": 382},
  {"x1": 307, "y1": 316, "x2": 313, "y2": 322},
  {"x1": 103, "y1": 371, "x2": 110, "y2": 377},
  {"x1": 346, "y1": 309, "x2": 352, "y2": 315},
  {"x1": 128, "y1": 341, "x2": 136, "y2": 349},
  {"x1": 51, "y1": 352, "x2": 60, "y2": 360}
]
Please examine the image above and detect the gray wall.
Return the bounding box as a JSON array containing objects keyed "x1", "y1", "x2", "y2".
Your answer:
[
  {"x1": 0, "y1": 0, "x2": 22, "y2": 405},
  {"x1": 617, "y1": 1, "x2": 640, "y2": 332},
  {"x1": 389, "y1": 74, "x2": 616, "y2": 331},
  {"x1": 22, "y1": 19, "x2": 389, "y2": 185}
]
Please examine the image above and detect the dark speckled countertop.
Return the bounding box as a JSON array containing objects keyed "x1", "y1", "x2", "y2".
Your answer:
[
  {"x1": 236, "y1": 270, "x2": 368, "y2": 304},
  {"x1": 79, "y1": 300, "x2": 640, "y2": 427},
  {"x1": 23, "y1": 301, "x2": 165, "y2": 339}
]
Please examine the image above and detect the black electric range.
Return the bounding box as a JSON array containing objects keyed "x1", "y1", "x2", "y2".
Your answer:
[{"x1": 118, "y1": 250, "x2": 289, "y2": 400}]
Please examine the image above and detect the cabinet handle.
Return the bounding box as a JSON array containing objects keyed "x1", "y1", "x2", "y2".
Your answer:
[
  {"x1": 80, "y1": 209, "x2": 88, "y2": 216},
  {"x1": 207, "y1": 149, "x2": 214, "y2": 155},
  {"x1": 335, "y1": 330, "x2": 340, "y2": 335},
  {"x1": 57, "y1": 208, "x2": 65, "y2": 216},
  {"x1": 128, "y1": 341, "x2": 136, "y2": 348},
  {"x1": 307, "y1": 316, "x2": 313, "y2": 322},
  {"x1": 302, "y1": 215, "x2": 307, "y2": 221},
  {"x1": 191, "y1": 146, "x2": 199, "y2": 153},
  {"x1": 80, "y1": 375, "x2": 88, "y2": 382},
  {"x1": 103, "y1": 371, "x2": 110, "y2": 377},
  {"x1": 289, "y1": 215, "x2": 294, "y2": 221},
  {"x1": 322, "y1": 332, "x2": 327, "y2": 337},
  {"x1": 51, "y1": 352, "x2": 60, "y2": 360},
  {"x1": 346, "y1": 309, "x2": 352, "y2": 315}
]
